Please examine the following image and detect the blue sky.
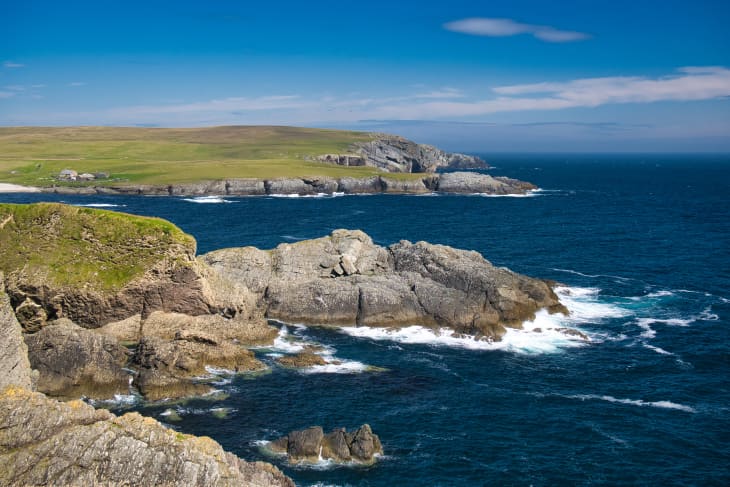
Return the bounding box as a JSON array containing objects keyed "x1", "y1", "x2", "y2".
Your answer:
[{"x1": 2, "y1": 0, "x2": 729, "y2": 151}]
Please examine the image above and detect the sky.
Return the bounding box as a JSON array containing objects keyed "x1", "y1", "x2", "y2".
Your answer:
[{"x1": 2, "y1": 0, "x2": 730, "y2": 152}]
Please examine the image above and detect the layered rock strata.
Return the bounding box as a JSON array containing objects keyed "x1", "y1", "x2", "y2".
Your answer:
[{"x1": 0, "y1": 386, "x2": 294, "y2": 487}]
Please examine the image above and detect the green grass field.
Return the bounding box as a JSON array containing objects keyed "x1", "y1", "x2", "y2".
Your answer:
[{"x1": 0, "y1": 126, "x2": 422, "y2": 187}]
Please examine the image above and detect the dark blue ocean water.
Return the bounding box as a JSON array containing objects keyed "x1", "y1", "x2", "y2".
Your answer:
[{"x1": 3, "y1": 155, "x2": 729, "y2": 486}]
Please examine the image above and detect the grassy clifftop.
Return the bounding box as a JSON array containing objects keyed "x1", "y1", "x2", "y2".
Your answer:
[
  {"x1": 0, "y1": 126, "x2": 423, "y2": 187},
  {"x1": 0, "y1": 203, "x2": 195, "y2": 291}
]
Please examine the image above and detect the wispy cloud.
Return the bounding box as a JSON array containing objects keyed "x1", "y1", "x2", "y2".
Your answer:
[
  {"x1": 3, "y1": 85, "x2": 25, "y2": 91},
  {"x1": 68, "y1": 82, "x2": 87, "y2": 87},
  {"x1": 0, "y1": 91, "x2": 16, "y2": 99},
  {"x1": 444, "y1": 17, "x2": 590, "y2": 43},
  {"x1": 3, "y1": 61, "x2": 25, "y2": 68},
  {"x1": 110, "y1": 95, "x2": 311, "y2": 117},
  {"x1": 413, "y1": 88, "x2": 465, "y2": 99}
]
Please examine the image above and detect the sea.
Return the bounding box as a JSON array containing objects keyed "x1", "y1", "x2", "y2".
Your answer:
[{"x1": 2, "y1": 154, "x2": 729, "y2": 486}]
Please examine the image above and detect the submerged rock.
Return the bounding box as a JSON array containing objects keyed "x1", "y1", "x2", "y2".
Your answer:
[
  {"x1": 267, "y1": 424, "x2": 383, "y2": 464},
  {"x1": 204, "y1": 229, "x2": 566, "y2": 339},
  {"x1": 275, "y1": 351, "x2": 327, "y2": 368},
  {"x1": 0, "y1": 386, "x2": 294, "y2": 487}
]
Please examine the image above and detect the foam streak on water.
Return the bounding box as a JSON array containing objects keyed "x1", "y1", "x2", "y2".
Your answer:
[{"x1": 567, "y1": 394, "x2": 696, "y2": 413}]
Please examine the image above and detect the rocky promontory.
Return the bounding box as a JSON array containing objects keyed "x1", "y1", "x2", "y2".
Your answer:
[
  {"x1": 318, "y1": 134, "x2": 488, "y2": 173},
  {"x1": 204, "y1": 229, "x2": 566, "y2": 339},
  {"x1": 266, "y1": 424, "x2": 383, "y2": 465}
]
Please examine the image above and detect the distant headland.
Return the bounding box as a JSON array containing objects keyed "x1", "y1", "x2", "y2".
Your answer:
[{"x1": 0, "y1": 126, "x2": 536, "y2": 196}]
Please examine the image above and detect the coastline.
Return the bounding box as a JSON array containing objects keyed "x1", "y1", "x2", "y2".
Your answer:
[
  {"x1": 20, "y1": 172, "x2": 536, "y2": 197},
  {"x1": 0, "y1": 183, "x2": 40, "y2": 193}
]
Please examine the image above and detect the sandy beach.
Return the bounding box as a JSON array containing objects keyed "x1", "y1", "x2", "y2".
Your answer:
[{"x1": 0, "y1": 183, "x2": 40, "y2": 193}]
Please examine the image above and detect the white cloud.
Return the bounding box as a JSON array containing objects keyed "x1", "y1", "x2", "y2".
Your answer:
[
  {"x1": 3, "y1": 61, "x2": 25, "y2": 68},
  {"x1": 68, "y1": 82, "x2": 87, "y2": 87},
  {"x1": 4, "y1": 85, "x2": 25, "y2": 91},
  {"x1": 0, "y1": 91, "x2": 16, "y2": 99},
  {"x1": 109, "y1": 95, "x2": 312, "y2": 117},
  {"x1": 444, "y1": 17, "x2": 589, "y2": 43},
  {"x1": 413, "y1": 88, "x2": 465, "y2": 99}
]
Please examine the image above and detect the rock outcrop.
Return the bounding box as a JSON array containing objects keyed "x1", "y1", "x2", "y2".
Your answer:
[
  {"x1": 132, "y1": 332, "x2": 266, "y2": 401},
  {"x1": 0, "y1": 386, "x2": 294, "y2": 487},
  {"x1": 436, "y1": 172, "x2": 537, "y2": 194},
  {"x1": 204, "y1": 229, "x2": 566, "y2": 339},
  {"x1": 0, "y1": 203, "x2": 250, "y2": 330},
  {"x1": 267, "y1": 424, "x2": 383, "y2": 464},
  {"x1": 318, "y1": 135, "x2": 488, "y2": 173},
  {"x1": 0, "y1": 272, "x2": 36, "y2": 391},
  {"x1": 25, "y1": 319, "x2": 131, "y2": 399}
]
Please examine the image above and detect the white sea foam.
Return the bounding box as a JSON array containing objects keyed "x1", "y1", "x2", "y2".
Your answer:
[
  {"x1": 568, "y1": 394, "x2": 696, "y2": 413},
  {"x1": 339, "y1": 285, "x2": 626, "y2": 354},
  {"x1": 271, "y1": 326, "x2": 306, "y2": 353},
  {"x1": 270, "y1": 193, "x2": 332, "y2": 198},
  {"x1": 645, "y1": 290, "x2": 675, "y2": 298},
  {"x1": 182, "y1": 196, "x2": 233, "y2": 203},
  {"x1": 74, "y1": 203, "x2": 125, "y2": 208},
  {"x1": 87, "y1": 394, "x2": 140, "y2": 408},
  {"x1": 477, "y1": 189, "x2": 542, "y2": 198},
  {"x1": 642, "y1": 343, "x2": 673, "y2": 355},
  {"x1": 301, "y1": 359, "x2": 369, "y2": 374}
]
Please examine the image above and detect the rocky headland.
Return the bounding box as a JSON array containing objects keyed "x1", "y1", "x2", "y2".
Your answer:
[{"x1": 0, "y1": 202, "x2": 568, "y2": 485}]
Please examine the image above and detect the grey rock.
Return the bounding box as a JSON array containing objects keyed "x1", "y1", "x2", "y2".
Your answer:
[
  {"x1": 337, "y1": 176, "x2": 382, "y2": 193},
  {"x1": 203, "y1": 229, "x2": 565, "y2": 339},
  {"x1": 24, "y1": 320, "x2": 131, "y2": 399},
  {"x1": 268, "y1": 424, "x2": 382, "y2": 465},
  {"x1": 226, "y1": 178, "x2": 267, "y2": 195},
  {"x1": 0, "y1": 386, "x2": 294, "y2": 487},
  {"x1": 132, "y1": 334, "x2": 265, "y2": 401},
  {"x1": 437, "y1": 171, "x2": 537, "y2": 194},
  {"x1": 0, "y1": 273, "x2": 36, "y2": 390}
]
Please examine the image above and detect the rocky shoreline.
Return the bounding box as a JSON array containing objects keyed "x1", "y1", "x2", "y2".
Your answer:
[
  {"x1": 37, "y1": 171, "x2": 537, "y2": 197},
  {"x1": 0, "y1": 202, "x2": 570, "y2": 485}
]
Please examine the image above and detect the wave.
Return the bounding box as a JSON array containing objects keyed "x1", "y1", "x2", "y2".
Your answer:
[
  {"x1": 476, "y1": 189, "x2": 543, "y2": 198},
  {"x1": 269, "y1": 193, "x2": 341, "y2": 198},
  {"x1": 642, "y1": 343, "x2": 673, "y2": 355},
  {"x1": 87, "y1": 394, "x2": 140, "y2": 408},
  {"x1": 340, "y1": 286, "x2": 626, "y2": 354},
  {"x1": 181, "y1": 196, "x2": 233, "y2": 203},
  {"x1": 74, "y1": 203, "x2": 126, "y2": 208},
  {"x1": 567, "y1": 394, "x2": 696, "y2": 413},
  {"x1": 301, "y1": 359, "x2": 369, "y2": 375}
]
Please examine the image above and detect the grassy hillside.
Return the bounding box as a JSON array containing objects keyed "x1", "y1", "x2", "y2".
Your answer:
[
  {"x1": 0, "y1": 203, "x2": 195, "y2": 291},
  {"x1": 0, "y1": 126, "x2": 422, "y2": 187}
]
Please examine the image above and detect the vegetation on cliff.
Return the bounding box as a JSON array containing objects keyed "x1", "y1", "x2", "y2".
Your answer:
[{"x1": 0, "y1": 202, "x2": 194, "y2": 291}]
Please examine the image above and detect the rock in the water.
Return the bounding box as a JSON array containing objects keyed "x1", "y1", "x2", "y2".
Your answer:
[
  {"x1": 0, "y1": 386, "x2": 294, "y2": 487},
  {"x1": 276, "y1": 351, "x2": 327, "y2": 368},
  {"x1": 133, "y1": 334, "x2": 265, "y2": 401},
  {"x1": 204, "y1": 229, "x2": 566, "y2": 339},
  {"x1": 437, "y1": 171, "x2": 537, "y2": 194},
  {"x1": 268, "y1": 424, "x2": 383, "y2": 464},
  {"x1": 0, "y1": 272, "x2": 36, "y2": 390},
  {"x1": 24, "y1": 319, "x2": 131, "y2": 399}
]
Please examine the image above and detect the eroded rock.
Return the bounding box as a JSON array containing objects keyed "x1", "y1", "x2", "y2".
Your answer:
[
  {"x1": 268, "y1": 424, "x2": 383, "y2": 464},
  {"x1": 0, "y1": 386, "x2": 294, "y2": 487}
]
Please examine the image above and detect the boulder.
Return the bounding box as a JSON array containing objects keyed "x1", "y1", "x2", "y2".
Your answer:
[
  {"x1": 436, "y1": 171, "x2": 537, "y2": 194},
  {"x1": 24, "y1": 319, "x2": 131, "y2": 399},
  {"x1": 268, "y1": 424, "x2": 382, "y2": 464},
  {"x1": 276, "y1": 351, "x2": 327, "y2": 368},
  {"x1": 0, "y1": 386, "x2": 294, "y2": 487},
  {"x1": 133, "y1": 334, "x2": 265, "y2": 401}
]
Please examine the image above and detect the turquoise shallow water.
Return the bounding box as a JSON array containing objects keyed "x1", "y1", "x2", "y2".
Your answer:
[{"x1": 3, "y1": 154, "x2": 729, "y2": 486}]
